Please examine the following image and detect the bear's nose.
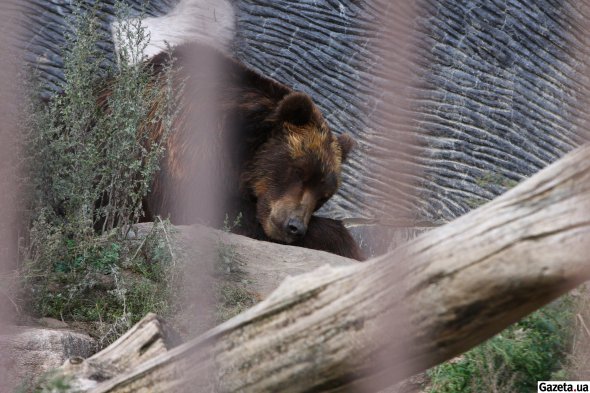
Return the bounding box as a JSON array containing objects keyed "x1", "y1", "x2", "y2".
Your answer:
[{"x1": 285, "y1": 218, "x2": 306, "y2": 238}]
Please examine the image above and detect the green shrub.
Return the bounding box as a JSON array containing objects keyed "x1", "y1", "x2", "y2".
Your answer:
[
  {"x1": 15, "y1": 370, "x2": 73, "y2": 393},
  {"x1": 427, "y1": 296, "x2": 575, "y2": 393},
  {"x1": 19, "y1": 0, "x2": 182, "y2": 346},
  {"x1": 24, "y1": 1, "x2": 179, "y2": 235}
]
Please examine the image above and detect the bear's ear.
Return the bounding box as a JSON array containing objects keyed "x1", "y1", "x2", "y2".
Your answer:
[
  {"x1": 337, "y1": 133, "x2": 355, "y2": 162},
  {"x1": 276, "y1": 92, "x2": 314, "y2": 126}
]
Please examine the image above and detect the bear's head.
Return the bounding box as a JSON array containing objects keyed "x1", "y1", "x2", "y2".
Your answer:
[{"x1": 244, "y1": 92, "x2": 355, "y2": 244}]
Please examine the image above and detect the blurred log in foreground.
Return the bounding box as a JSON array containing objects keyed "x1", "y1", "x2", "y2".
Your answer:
[{"x1": 51, "y1": 144, "x2": 590, "y2": 391}]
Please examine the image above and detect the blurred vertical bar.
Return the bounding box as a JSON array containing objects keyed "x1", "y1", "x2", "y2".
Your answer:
[
  {"x1": 0, "y1": 0, "x2": 22, "y2": 391},
  {"x1": 171, "y1": 38, "x2": 228, "y2": 390},
  {"x1": 573, "y1": 0, "x2": 590, "y2": 381},
  {"x1": 358, "y1": 1, "x2": 423, "y2": 391}
]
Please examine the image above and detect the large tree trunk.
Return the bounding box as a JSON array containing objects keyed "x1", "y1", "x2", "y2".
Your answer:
[{"x1": 49, "y1": 143, "x2": 590, "y2": 392}]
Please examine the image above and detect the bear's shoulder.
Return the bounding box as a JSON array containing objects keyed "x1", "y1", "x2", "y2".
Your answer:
[{"x1": 149, "y1": 42, "x2": 291, "y2": 102}]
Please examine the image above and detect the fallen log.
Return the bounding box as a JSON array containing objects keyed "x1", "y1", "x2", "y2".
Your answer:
[
  {"x1": 56, "y1": 314, "x2": 174, "y2": 391},
  {"x1": 59, "y1": 144, "x2": 590, "y2": 392}
]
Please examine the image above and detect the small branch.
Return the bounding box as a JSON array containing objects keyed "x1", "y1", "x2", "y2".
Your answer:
[
  {"x1": 0, "y1": 286, "x2": 20, "y2": 315},
  {"x1": 156, "y1": 216, "x2": 176, "y2": 263},
  {"x1": 577, "y1": 313, "x2": 590, "y2": 340}
]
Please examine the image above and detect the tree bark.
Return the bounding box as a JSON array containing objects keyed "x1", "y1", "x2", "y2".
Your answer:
[{"x1": 63, "y1": 144, "x2": 590, "y2": 392}]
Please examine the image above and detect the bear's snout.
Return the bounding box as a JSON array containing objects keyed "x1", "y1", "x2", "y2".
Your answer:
[{"x1": 285, "y1": 217, "x2": 306, "y2": 238}]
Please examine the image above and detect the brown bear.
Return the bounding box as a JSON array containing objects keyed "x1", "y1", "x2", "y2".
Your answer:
[{"x1": 144, "y1": 42, "x2": 363, "y2": 260}]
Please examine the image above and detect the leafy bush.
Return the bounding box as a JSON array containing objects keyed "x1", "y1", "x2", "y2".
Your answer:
[
  {"x1": 427, "y1": 296, "x2": 575, "y2": 393},
  {"x1": 19, "y1": 1, "x2": 182, "y2": 346},
  {"x1": 557, "y1": 285, "x2": 590, "y2": 380},
  {"x1": 24, "y1": 2, "x2": 178, "y2": 234}
]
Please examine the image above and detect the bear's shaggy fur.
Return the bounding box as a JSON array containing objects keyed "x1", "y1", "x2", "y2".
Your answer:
[{"x1": 144, "y1": 42, "x2": 363, "y2": 260}]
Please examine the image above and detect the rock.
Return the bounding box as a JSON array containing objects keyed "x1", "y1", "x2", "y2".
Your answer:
[
  {"x1": 38, "y1": 317, "x2": 69, "y2": 329},
  {"x1": 175, "y1": 223, "x2": 359, "y2": 298},
  {"x1": 0, "y1": 326, "x2": 97, "y2": 390},
  {"x1": 348, "y1": 223, "x2": 431, "y2": 259}
]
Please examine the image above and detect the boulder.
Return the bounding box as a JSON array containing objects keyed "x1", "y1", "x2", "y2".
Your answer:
[{"x1": 0, "y1": 326, "x2": 96, "y2": 391}]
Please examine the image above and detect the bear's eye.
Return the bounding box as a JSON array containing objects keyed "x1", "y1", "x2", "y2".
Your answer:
[{"x1": 294, "y1": 167, "x2": 304, "y2": 179}]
